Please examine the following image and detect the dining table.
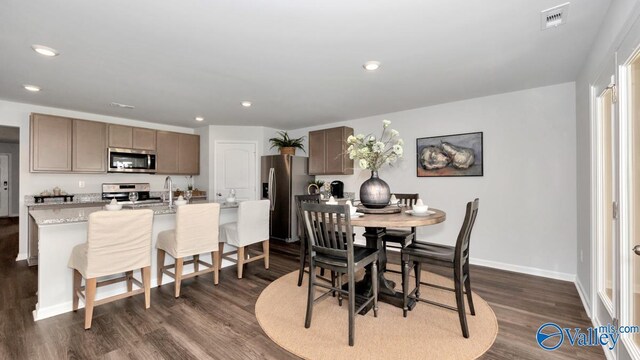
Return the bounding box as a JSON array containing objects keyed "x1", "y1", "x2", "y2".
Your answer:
[{"x1": 350, "y1": 206, "x2": 446, "y2": 313}]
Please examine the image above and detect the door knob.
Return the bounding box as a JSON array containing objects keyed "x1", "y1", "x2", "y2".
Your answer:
[{"x1": 634, "y1": 245, "x2": 640, "y2": 256}]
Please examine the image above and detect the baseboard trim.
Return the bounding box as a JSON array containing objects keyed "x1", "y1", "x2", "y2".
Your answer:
[
  {"x1": 574, "y1": 279, "x2": 592, "y2": 318},
  {"x1": 469, "y1": 257, "x2": 576, "y2": 282},
  {"x1": 15, "y1": 253, "x2": 27, "y2": 262}
]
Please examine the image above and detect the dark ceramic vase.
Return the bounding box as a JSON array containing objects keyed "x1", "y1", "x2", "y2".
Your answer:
[{"x1": 359, "y1": 171, "x2": 391, "y2": 208}]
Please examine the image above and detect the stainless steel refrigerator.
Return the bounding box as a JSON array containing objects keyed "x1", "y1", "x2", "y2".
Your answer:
[{"x1": 261, "y1": 155, "x2": 314, "y2": 242}]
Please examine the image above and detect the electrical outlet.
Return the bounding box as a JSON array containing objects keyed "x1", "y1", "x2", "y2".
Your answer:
[{"x1": 78, "y1": 181, "x2": 85, "y2": 188}]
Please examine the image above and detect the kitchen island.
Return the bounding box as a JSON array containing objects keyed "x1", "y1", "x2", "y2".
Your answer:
[{"x1": 29, "y1": 202, "x2": 239, "y2": 321}]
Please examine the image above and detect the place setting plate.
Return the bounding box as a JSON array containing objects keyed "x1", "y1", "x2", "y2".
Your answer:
[{"x1": 405, "y1": 210, "x2": 435, "y2": 217}]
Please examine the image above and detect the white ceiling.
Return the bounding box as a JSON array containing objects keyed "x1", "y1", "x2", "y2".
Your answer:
[{"x1": 0, "y1": 0, "x2": 610, "y2": 129}]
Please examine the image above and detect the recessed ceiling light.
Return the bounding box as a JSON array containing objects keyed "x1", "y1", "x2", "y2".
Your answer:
[
  {"x1": 363, "y1": 61, "x2": 381, "y2": 71},
  {"x1": 241, "y1": 101, "x2": 252, "y2": 107},
  {"x1": 195, "y1": 116, "x2": 204, "y2": 122},
  {"x1": 23, "y1": 84, "x2": 41, "y2": 92},
  {"x1": 31, "y1": 44, "x2": 59, "y2": 57}
]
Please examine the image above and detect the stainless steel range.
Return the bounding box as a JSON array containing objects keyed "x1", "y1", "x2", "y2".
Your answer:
[{"x1": 101, "y1": 183, "x2": 162, "y2": 204}]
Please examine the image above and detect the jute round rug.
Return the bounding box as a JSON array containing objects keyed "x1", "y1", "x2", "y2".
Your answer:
[{"x1": 255, "y1": 268, "x2": 498, "y2": 360}]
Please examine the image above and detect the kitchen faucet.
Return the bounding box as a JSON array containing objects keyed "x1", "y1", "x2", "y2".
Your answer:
[{"x1": 164, "y1": 176, "x2": 173, "y2": 207}]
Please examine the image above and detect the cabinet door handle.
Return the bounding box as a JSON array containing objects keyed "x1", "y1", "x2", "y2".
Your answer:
[{"x1": 634, "y1": 245, "x2": 640, "y2": 256}]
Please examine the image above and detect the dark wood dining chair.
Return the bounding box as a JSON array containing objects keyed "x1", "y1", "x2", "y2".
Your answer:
[
  {"x1": 301, "y1": 202, "x2": 379, "y2": 346},
  {"x1": 382, "y1": 193, "x2": 419, "y2": 274},
  {"x1": 295, "y1": 194, "x2": 321, "y2": 286},
  {"x1": 401, "y1": 198, "x2": 479, "y2": 338}
]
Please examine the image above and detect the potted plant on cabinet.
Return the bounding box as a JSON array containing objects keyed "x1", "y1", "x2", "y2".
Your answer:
[{"x1": 269, "y1": 131, "x2": 306, "y2": 155}]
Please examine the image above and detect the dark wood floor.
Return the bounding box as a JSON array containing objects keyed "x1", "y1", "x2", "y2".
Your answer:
[{"x1": 0, "y1": 218, "x2": 604, "y2": 359}]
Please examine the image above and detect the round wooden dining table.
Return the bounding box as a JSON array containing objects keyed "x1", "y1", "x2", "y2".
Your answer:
[{"x1": 349, "y1": 207, "x2": 446, "y2": 312}]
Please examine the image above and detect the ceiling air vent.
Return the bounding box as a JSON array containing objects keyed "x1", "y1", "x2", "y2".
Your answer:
[
  {"x1": 109, "y1": 102, "x2": 135, "y2": 109},
  {"x1": 540, "y1": 2, "x2": 570, "y2": 30}
]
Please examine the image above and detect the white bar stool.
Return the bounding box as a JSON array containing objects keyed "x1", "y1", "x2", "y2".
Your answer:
[
  {"x1": 68, "y1": 209, "x2": 154, "y2": 330},
  {"x1": 156, "y1": 203, "x2": 221, "y2": 298},
  {"x1": 219, "y1": 200, "x2": 270, "y2": 278}
]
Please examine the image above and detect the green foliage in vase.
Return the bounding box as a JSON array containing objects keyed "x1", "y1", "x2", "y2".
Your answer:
[
  {"x1": 269, "y1": 131, "x2": 306, "y2": 153},
  {"x1": 346, "y1": 119, "x2": 404, "y2": 171}
]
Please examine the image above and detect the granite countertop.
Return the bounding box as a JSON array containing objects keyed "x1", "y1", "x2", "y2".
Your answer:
[{"x1": 29, "y1": 201, "x2": 239, "y2": 225}]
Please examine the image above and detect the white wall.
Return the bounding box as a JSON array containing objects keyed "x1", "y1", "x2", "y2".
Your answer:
[
  {"x1": 0, "y1": 99, "x2": 196, "y2": 260},
  {"x1": 575, "y1": 0, "x2": 640, "y2": 310},
  {"x1": 0, "y1": 141, "x2": 20, "y2": 215},
  {"x1": 280, "y1": 82, "x2": 578, "y2": 279}
]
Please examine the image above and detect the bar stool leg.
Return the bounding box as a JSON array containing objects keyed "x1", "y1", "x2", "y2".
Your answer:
[
  {"x1": 73, "y1": 270, "x2": 81, "y2": 312},
  {"x1": 237, "y1": 246, "x2": 245, "y2": 279},
  {"x1": 84, "y1": 278, "x2": 97, "y2": 330},
  {"x1": 142, "y1": 267, "x2": 151, "y2": 309},
  {"x1": 126, "y1": 271, "x2": 133, "y2": 293},
  {"x1": 193, "y1": 255, "x2": 200, "y2": 273},
  {"x1": 157, "y1": 249, "x2": 165, "y2": 287},
  {"x1": 211, "y1": 251, "x2": 219, "y2": 285},
  {"x1": 262, "y1": 240, "x2": 269, "y2": 269},
  {"x1": 175, "y1": 258, "x2": 184, "y2": 298}
]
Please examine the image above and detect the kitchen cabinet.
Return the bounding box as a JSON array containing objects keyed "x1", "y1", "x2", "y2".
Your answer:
[
  {"x1": 30, "y1": 114, "x2": 73, "y2": 172},
  {"x1": 73, "y1": 119, "x2": 107, "y2": 172},
  {"x1": 108, "y1": 125, "x2": 156, "y2": 150},
  {"x1": 308, "y1": 126, "x2": 353, "y2": 175},
  {"x1": 156, "y1": 131, "x2": 179, "y2": 174},
  {"x1": 178, "y1": 134, "x2": 199, "y2": 174},
  {"x1": 156, "y1": 132, "x2": 200, "y2": 175}
]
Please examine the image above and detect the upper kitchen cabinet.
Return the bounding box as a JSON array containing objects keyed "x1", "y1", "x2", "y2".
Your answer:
[
  {"x1": 73, "y1": 119, "x2": 107, "y2": 173},
  {"x1": 178, "y1": 134, "x2": 199, "y2": 174},
  {"x1": 156, "y1": 132, "x2": 199, "y2": 175},
  {"x1": 30, "y1": 114, "x2": 73, "y2": 172},
  {"x1": 108, "y1": 125, "x2": 156, "y2": 150},
  {"x1": 308, "y1": 126, "x2": 354, "y2": 175}
]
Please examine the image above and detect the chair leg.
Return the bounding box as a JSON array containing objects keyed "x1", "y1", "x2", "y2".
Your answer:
[
  {"x1": 331, "y1": 271, "x2": 336, "y2": 297},
  {"x1": 175, "y1": 258, "x2": 183, "y2": 298},
  {"x1": 73, "y1": 270, "x2": 81, "y2": 312},
  {"x1": 126, "y1": 271, "x2": 133, "y2": 293},
  {"x1": 304, "y1": 260, "x2": 315, "y2": 329},
  {"x1": 402, "y1": 260, "x2": 410, "y2": 317},
  {"x1": 454, "y1": 267, "x2": 469, "y2": 338},
  {"x1": 348, "y1": 267, "x2": 356, "y2": 346},
  {"x1": 262, "y1": 240, "x2": 269, "y2": 269},
  {"x1": 338, "y1": 273, "x2": 343, "y2": 306},
  {"x1": 211, "y1": 251, "x2": 219, "y2": 285},
  {"x1": 415, "y1": 262, "x2": 422, "y2": 298},
  {"x1": 297, "y1": 238, "x2": 307, "y2": 287},
  {"x1": 464, "y1": 262, "x2": 475, "y2": 316},
  {"x1": 193, "y1": 254, "x2": 199, "y2": 273},
  {"x1": 84, "y1": 278, "x2": 97, "y2": 330},
  {"x1": 142, "y1": 266, "x2": 151, "y2": 309},
  {"x1": 372, "y1": 260, "x2": 379, "y2": 318},
  {"x1": 157, "y1": 249, "x2": 165, "y2": 287},
  {"x1": 237, "y1": 246, "x2": 245, "y2": 279}
]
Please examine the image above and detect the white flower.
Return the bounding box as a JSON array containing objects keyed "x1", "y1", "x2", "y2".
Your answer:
[
  {"x1": 347, "y1": 135, "x2": 356, "y2": 144},
  {"x1": 368, "y1": 136, "x2": 376, "y2": 142},
  {"x1": 390, "y1": 129, "x2": 399, "y2": 137},
  {"x1": 397, "y1": 138, "x2": 404, "y2": 146},
  {"x1": 393, "y1": 144, "x2": 403, "y2": 156},
  {"x1": 359, "y1": 159, "x2": 369, "y2": 169},
  {"x1": 373, "y1": 141, "x2": 385, "y2": 153},
  {"x1": 356, "y1": 134, "x2": 365, "y2": 140},
  {"x1": 382, "y1": 119, "x2": 391, "y2": 128}
]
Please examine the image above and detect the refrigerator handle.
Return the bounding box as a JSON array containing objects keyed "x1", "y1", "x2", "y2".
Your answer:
[{"x1": 268, "y1": 168, "x2": 276, "y2": 211}]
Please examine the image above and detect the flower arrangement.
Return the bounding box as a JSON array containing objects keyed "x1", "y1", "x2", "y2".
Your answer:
[{"x1": 346, "y1": 119, "x2": 404, "y2": 171}]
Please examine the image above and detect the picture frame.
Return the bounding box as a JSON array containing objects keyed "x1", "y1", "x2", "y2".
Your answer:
[{"x1": 416, "y1": 131, "x2": 483, "y2": 177}]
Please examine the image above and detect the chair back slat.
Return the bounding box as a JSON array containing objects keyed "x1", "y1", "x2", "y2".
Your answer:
[
  {"x1": 295, "y1": 195, "x2": 320, "y2": 242},
  {"x1": 394, "y1": 193, "x2": 419, "y2": 207},
  {"x1": 454, "y1": 198, "x2": 480, "y2": 268},
  {"x1": 301, "y1": 203, "x2": 354, "y2": 261}
]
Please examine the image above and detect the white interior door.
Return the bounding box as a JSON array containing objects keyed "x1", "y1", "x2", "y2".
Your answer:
[
  {"x1": 214, "y1": 141, "x2": 257, "y2": 201},
  {"x1": 0, "y1": 154, "x2": 9, "y2": 217}
]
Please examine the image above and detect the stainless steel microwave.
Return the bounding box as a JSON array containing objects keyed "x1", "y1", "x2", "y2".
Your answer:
[{"x1": 107, "y1": 148, "x2": 157, "y2": 173}]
